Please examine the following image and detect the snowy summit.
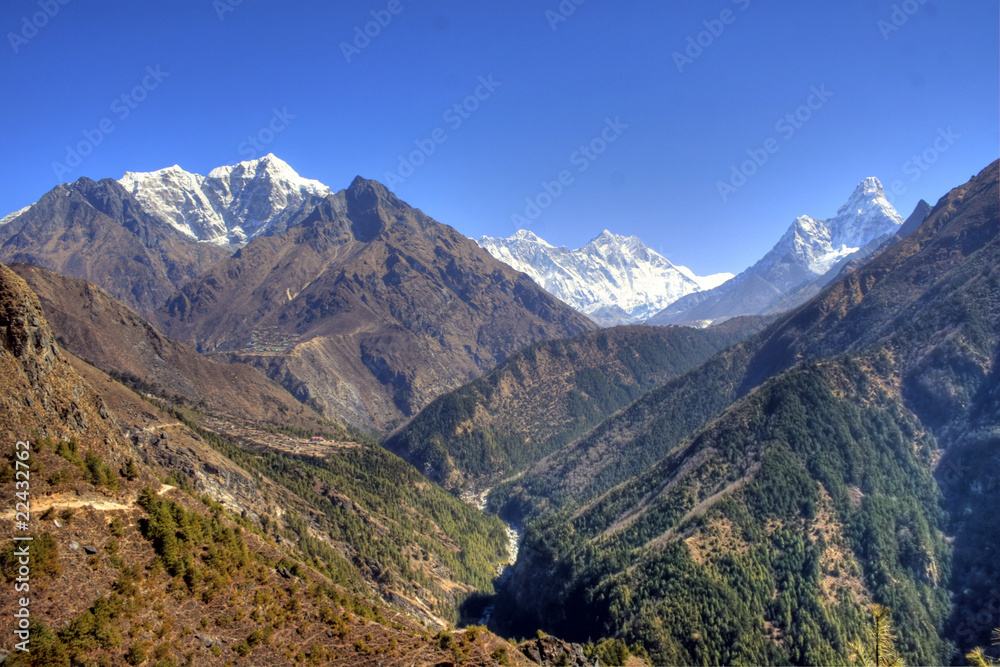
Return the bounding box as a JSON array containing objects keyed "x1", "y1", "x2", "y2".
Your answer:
[
  {"x1": 478, "y1": 229, "x2": 733, "y2": 323},
  {"x1": 118, "y1": 154, "x2": 332, "y2": 245}
]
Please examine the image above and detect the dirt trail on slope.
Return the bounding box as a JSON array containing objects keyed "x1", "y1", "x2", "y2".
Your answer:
[{"x1": 1, "y1": 484, "x2": 176, "y2": 520}]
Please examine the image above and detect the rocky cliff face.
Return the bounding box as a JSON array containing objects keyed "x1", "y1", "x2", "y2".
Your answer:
[
  {"x1": 0, "y1": 263, "x2": 123, "y2": 446},
  {"x1": 11, "y1": 262, "x2": 326, "y2": 429}
]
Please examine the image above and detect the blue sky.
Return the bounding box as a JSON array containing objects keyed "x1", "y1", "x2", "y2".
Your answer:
[{"x1": 0, "y1": 0, "x2": 996, "y2": 276}]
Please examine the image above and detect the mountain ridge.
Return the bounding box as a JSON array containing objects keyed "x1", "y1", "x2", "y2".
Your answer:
[
  {"x1": 8, "y1": 262, "x2": 328, "y2": 429},
  {"x1": 478, "y1": 229, "x2": 732, "y2": 324},
  {"x1": 118, "y1": 153, "x2": 332, "y2": 245},
  {"x1": 157, "y1": 176, "x2": 596, "y2": 429},
  {"x1": 0, "y1": 177, "x2": 229, "y2": 316}
]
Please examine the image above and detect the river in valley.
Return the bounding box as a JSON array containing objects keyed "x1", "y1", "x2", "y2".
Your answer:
[{"x1": 462, "y1": 487, "x2": 523, "y2": 625}]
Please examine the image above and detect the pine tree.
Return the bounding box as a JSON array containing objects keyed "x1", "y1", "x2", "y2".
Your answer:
[
  {"x1": 849, "y1": 604, "x2": 904, "y2": 667},
  {"x1": 965, "y1": 628, "x2": 1000, "y2": 667}
]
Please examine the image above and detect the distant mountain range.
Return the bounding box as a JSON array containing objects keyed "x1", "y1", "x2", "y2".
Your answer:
[
  {"x1": 478, "y1": 178, "x2": 917, "y2": 328},
  {"x1": 0, "y1": 162, "x2": 594, "y2": 429},
  {"x1": 1, "y1": 157, "x2": 922, "y2": 332},
  {"x1": 477, "y1": 230, "x2": 732, "y2": 325},
  {"x1": 0, "y1": 156, "x2": 932, "y2": 427}
]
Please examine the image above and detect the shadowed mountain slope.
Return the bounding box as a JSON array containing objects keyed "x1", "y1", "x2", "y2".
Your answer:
[
  {"x1": 384, "y1": 318, "x2": 768, "y2": 494},
  {"x1": 0, "y1": 178, "x2": 228, "y2": 316}
]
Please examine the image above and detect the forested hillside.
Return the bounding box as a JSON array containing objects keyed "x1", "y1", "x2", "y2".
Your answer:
[
  {"x1": 384, "y1": 319, "x2": 766, "y2": 493},
  {"x1": 493, "y1": 354, "x2": 950, "y2": 664},
  {"x1": 485, "y1": 160, "x2": 999, "y2": 664}
]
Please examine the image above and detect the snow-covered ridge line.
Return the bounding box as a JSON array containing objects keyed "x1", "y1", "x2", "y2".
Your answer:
[
  {"x1": 754, "y1": 176, "x2": 903, "y2": 279},
  {"x1": 118, "y1": 153, "x2": 332, "y2": 246},
  {"x1": 478, "y1": 228, "x2": 733, "y2": 323},
  {"x1": 0, "y1": 206, "x2": 31, "y2": 227}
]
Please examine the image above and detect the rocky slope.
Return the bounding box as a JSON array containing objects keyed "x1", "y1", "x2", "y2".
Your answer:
[
  {"x1": 9, "y1": 262, "x2": 326, "y2": 429},
  {"x1": 0, "y1": 262, "x2": 552, "y2": 665},
  {"x1": 158, "y1": 177, "x2": 596, "y2": 429}
]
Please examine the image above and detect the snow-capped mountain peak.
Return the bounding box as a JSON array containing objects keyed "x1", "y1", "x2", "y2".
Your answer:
[
  {"x1": 509, "y1": 228, "x2": 552, "y2": 245},
  {"x1": 753, "y1": 177, "x2": 903, "y2": 280},
  {"x1": 651, "y1": 176, "x2": 907, "y2": 327},
  {"x1": 828, "y1": 176, "x2": 903, "y2": 250},
  {"x1": 118, "y1": 154, "x2": 332, "y2": 245},
  {"x1": 478, "y1": 229, "x2": 732, "y2": 323},
  {"x1": 205, "y1": 153, "x2": 327, "y2": 193},
  {"x1": 838, "y1": 176, "x2": 885, "y2": 214}
]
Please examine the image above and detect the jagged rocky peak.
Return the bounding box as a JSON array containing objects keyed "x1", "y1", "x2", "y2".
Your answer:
[
  {"x1": 346, "y1": 174, "x2": 401, "y2": 211},
  {"x1": 898, "y1": 199, "x2": 933, "y2": 239},
  {"x1": 343, "y1": 175, "x2": 411, "y2": 241},
  {"x1": 828, "y1": 176, "x2": 903, "y2": 249},
  {"x1": 118, "y1": 154, "x2": 332, "y2": 245}
]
